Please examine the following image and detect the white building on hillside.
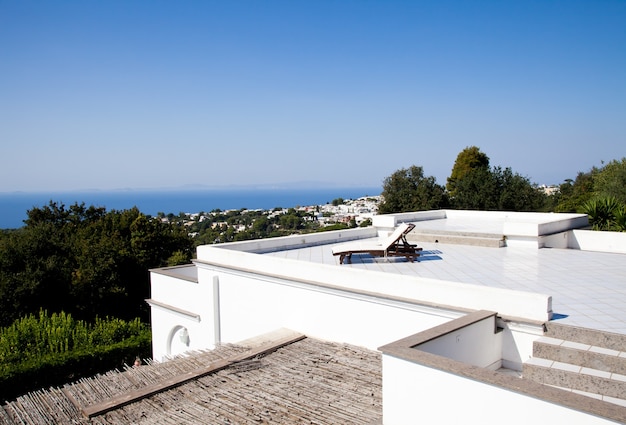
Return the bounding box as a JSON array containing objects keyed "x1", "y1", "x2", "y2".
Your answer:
[{"x1": 148, "y1": 210, "x2": 626, "y2": 424}]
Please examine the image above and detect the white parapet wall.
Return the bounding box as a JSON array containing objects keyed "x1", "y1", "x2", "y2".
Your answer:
[
  {"x1": 446, "y1": 210, "x2": 589, "y2": 247},
  {"x1": 216, "y1": 226, "x2": 377, "y2": 253},
  {"x1": 374, "y1": 209, "x2": 590, "y2": 248},
  {"x1": 542, "y1": 229, "x2": 626, "y2": 254},
  {"x1": 569, "y1": 229, "x2": 626, "y2": 254},
  {"x1": 373, "y1": 210, "x2": 447, "y2": 228}
]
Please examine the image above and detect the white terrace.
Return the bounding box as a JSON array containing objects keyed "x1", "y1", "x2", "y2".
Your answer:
[{"x1": 148, "y1": 210, "x2": 626, "y2": 424}]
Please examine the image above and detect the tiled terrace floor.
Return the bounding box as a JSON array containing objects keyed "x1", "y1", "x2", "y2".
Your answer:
[{"x1": 266, "y1": 237, "x2": 626, "y2": 335}]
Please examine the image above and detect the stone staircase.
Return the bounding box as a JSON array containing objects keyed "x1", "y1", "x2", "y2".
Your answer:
[
  {"x1": 523, "y1": 323, "x2": 626, "y2": 407},
  {"x1": 406, "y1": 229, "x2": 505, "y2": 248}
]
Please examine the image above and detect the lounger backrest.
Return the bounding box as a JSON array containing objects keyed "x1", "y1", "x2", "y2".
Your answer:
[{"x1": 381, "y1": 223, "x2": 414, "y2": 249}]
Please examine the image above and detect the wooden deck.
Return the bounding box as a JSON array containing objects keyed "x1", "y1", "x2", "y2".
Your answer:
[{"x1": 0, "y1": 334, "x2": 382, "y2": 424}]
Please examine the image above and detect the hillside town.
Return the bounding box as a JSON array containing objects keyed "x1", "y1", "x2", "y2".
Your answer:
[{"x1": 159, "y1": 196, "x2": 382, "y2": 244}]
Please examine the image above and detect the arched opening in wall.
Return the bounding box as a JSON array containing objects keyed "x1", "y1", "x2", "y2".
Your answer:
[{"x1": 167, "y1": 325, "x2": 190, "y2": 357}]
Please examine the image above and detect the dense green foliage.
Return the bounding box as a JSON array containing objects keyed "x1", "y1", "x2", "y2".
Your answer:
[
  {"x1": 0, "y1": 310, "x2": 151, "y2": 401},
  {"x1": 446, "y1": 146, "x2": 490, "y2": 197},
  {"x1": 380, "y1": 149, "x2": 626, "y2": 229},
  {"x1": 379, "y1": 166, "x2": 448, "y2": 213},
  {"x1": 593, "y1": 158, "x2": 626, "y2": 203},
  {"x1": 550, "y1": 158, "x2": 626, "y2": 230},
  {"x1": 550, "y1": 171, "x2": 596, "y2": 213},
  {"x1": 0, "y1": 202, "x2": 193, "y2": 327},
  {"x1": 0, "y1": 310, "x2": 146, "y2": 363},
  {"x1": 582, "y1": 197, "x2": 626, "y2": 231},
  {"x1": 446, "y1": 147, "x2": 545, "y2": 211},
  {"x1": 451, "y1": 166, "x2": 546, "y2": 211}
]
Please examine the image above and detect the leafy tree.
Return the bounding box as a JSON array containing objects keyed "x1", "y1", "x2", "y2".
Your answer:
[
  {"x1": 167, "y1": 250, "x2": 190, "y2": 266},
  {"x1": 379, "y1": 166, "x2": 448, "y2": 213},
  {"x1": 554, "y1": 170, "x2": 597, "y2": 212},
  {"x1": 593, "y1": 158, "x2": 626, "y2": 203},
  {"x1": 452, "y1": 166, "x2": 545, "y2": 211},
  {"x1": 495, "y1": 167, "x2": 546, "y2": 211},
  {"x1": 0, "y1": 202, "x2": 193, "y2": 326},
  {"x1": 450, "y1": 167, "x2": 499, "y2": 210},
  {"x1": 279, "y1": 209, "x2": 304, "y2": 231},
  {"x1": 447, "y1": 146, "x2": 490, "y2": 197}
]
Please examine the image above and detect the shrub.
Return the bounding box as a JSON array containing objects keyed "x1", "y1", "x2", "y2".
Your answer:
[
  {"x1": 0, "y1": 310, "x2": 151, "y2": 401},
  {"x1": 582, "y1": 197, "x2": 626, "y2": 231}
]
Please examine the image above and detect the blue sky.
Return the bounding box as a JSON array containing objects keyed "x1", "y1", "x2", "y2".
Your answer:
[{"x1": 1, "y1": 0, "x2": 624, "y2": 192}]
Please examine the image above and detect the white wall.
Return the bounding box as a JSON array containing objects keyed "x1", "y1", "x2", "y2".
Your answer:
[
  {"x1": 499, "y1": 320, "x2": 545, "y2": 371},
  {"x1": 373, "y1": 210, "x2": 446, "y2": 228},
  {"x1": 216, "y1": 226, "x2": 377, "y2": 253},
  {"x1": 149, "y1": 270, "x2": 217, "y2": 360},
  {"x1": 197, "y1": 261, "x2": 459, "y2": 350},
  {"x1": 417, "y1": 315, "x2": 502, "y2": 370},
  {"x1": 570, "y1": 229, "x2": 626, "y2": 254},
  {"x1": 382, "y1": 356, "x2": 616, "y2": 425},
  {"x1": 542, "y1": 229, "x2": 626, "y2": 254}
]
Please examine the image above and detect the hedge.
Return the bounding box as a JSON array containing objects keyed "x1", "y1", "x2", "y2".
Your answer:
[{"x1": 0, "y1": 311, "x2": 151, "y2": 401}]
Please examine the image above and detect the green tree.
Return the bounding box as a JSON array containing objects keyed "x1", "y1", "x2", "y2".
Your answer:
[
  {"x1": 0, "y1": 202, "x2": 193, "y2": 326},
  {"x1": 379, "y1": 166, "x2": 448, "y2": 214},
  {"x1": 279, "y1": 209, "x2": 304, "y2": 230},
  {"x1": 450, "y1": 167, "x2": 499, "y2": 210},
  {"x1": 593, "y1": 158, "x2": 626, "y2": 203},
  {"x1": 447, "y1": 146, "x2": 490, "y2": 197},
  {"x1": 452, "y1": 167, "x2": 545, "y2": 211},
  {"x1": 495, "y1": 167, "x2": 546, "y2": 211},
  {"x1": 554, "y1": 171, "x2": 596, "y2": 212}
]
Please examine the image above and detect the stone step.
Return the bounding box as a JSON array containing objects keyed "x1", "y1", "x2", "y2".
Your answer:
[
  {"x1": 406, "y1": 232, "x2": 505, "y2": 248},
  {"x1": 533, "y1": 336, "x2": 626, "y2": 375},
  {"x1": 523, "y1": 357, "x2": 626, "y2": 405},
  {"x1": 523, "y1": 329, "x2": 626, "y2": 407},
  {"x1": 545, "y1": 322, "x2": 626, "y2": 352}
]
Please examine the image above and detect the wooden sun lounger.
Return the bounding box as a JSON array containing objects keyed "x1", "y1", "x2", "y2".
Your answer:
[{"x1": 332, "y1": 223, "x2": 423, "y2": 264}]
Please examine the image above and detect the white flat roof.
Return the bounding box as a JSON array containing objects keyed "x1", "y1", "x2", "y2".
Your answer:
[{"x1": 265, "y1": 234, "x2": 626, "y2": 335}]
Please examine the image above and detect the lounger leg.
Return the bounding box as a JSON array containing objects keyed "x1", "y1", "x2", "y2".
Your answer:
[{"x1": 339, "y1": 254, "x2": 352, "y2": 264}]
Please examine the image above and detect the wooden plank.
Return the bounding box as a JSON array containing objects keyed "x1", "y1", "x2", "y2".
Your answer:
[
  {"x1": 60, "y1": 387, "x2": 81, "y2": 412},
  {"x1": 82, "y1": 332, "x2": 306, "y2": 418}
]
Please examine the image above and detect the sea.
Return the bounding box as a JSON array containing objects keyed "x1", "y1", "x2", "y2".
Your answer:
[{"x1": 0, "y1": 187, "x2": 381, "y2": 229}]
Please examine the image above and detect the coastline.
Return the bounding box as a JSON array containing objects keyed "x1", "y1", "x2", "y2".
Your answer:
[{"x1": 0, "y1": 187, "x2": 381, "y2": 229}]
